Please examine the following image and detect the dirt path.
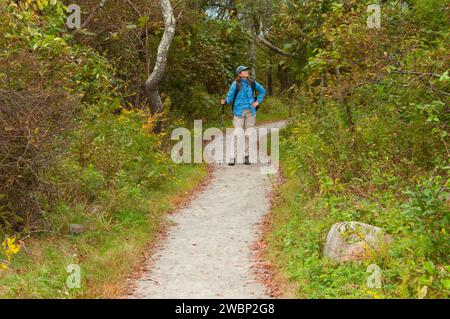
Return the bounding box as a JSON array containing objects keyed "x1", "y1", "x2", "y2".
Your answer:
[{"x1": 130, "y1": 120, "x2": 286, "y2": 299}]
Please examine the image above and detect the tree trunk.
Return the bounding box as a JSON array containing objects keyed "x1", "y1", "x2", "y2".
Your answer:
[
  {"x1": 278, "y1": 63, "x2": 289, "y2": 93},
  {"x1": 145, "y1": 0, "x2": 176, "y2": 132},
  {"x1": 247, "y1": 15, "x2": 256, "y2": 78},
  {"x1": 283, "y1": 66, "x2": 289, "y2": 91},
  {"x1": 267, "y1": 57, "x2": 272, "y2": 96},
  {"x1": 249, "y1": 35, "x2": 256, "y2": 78}
]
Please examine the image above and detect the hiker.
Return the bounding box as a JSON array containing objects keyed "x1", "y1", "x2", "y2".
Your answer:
[{"x1": 221, "y1": 65, "x2": 266, "y2": 166}]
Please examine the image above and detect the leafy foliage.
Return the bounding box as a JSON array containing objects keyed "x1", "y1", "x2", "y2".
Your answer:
[
  {"x1": 0, "y1": 1, "x2": 172, "y2": 232},
  {"x1": 268, "y1": 0, "x2": 449, "y2": 298}
]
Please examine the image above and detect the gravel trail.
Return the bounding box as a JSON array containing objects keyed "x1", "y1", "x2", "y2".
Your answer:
[{"x1": 131, "y1": 121, "x2": 286, "y2": 299}]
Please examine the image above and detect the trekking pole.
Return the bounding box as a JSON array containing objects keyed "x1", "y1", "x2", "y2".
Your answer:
[
  {"x1": 220, "y1": 98, "x2": 226, "y2": 166},
  {"x1": 220, "y1": 98, "x2": 225, "y2": 131}
]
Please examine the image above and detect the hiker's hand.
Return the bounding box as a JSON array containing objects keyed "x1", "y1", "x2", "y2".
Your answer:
[
  {"x1": 252, "y1": 101, "x2": 259, "y2": 108},
  {"x1": 221, "y1": 99, "x2": 226, "y2": 105}
]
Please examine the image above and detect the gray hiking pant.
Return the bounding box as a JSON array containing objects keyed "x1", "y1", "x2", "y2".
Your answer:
[{"x1": 231, "y1": 109, "x2": 256, "y2": 159}]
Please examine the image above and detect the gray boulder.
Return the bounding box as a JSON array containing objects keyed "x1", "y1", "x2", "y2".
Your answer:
[
  {"x1": 323, "y1": 221, "x2": 390, "y2": 263},
  {"x1": 69, "y1": 224, "x2": 84, "y2": 235}
]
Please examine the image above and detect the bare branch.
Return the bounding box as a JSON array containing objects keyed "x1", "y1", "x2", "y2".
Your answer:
[
  {"x1": 126, "y1": 0, "x2": 141, "y2": 16},
  {"x1": 81, "y1": 0, "x2": 108, "y2": 28},
  {"x1": 173, "y1": 0, "x2": 183, "y2": 10},
  {"x1": 176, "y1": 9, "x2": 185, "y2": 21},
  {"x1": 255, "y1": 35, "x2": 294, "y2": 57},
  {"x1": 391, "y1": 70, "x2": 443, "y2": 78}
]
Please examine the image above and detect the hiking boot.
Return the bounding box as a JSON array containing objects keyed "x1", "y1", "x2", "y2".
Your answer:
[
  {"x1": 244, "y1": 156, "x2": 250, "y2": 165},
  {"x1": 228, "y1": 158, "x2": 236, "y2": 166}
]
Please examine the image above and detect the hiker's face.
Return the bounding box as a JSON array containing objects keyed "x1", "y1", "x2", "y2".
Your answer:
[{"x1": 239, "y1": 70, "x2": 249, "y2": 78}]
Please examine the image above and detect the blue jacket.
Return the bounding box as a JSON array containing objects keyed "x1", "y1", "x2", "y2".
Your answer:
[{"x1": 225, "y1": 79, "x2": 266, "y2": 117}]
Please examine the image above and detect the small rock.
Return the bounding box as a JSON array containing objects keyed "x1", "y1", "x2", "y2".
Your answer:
[
  {"x1": 88, "y1": 205, "x2": 101, "y2": 214},
  {"x1": 69, "y1": 224, "x2": 84, "y2": 235},
  {"x1": 323, "y1": 221, "x2": 390, "y2": 263}
]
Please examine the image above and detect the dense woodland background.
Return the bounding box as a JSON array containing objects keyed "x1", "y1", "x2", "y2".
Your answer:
[{"x1": 0, "y1": 0, "x2": 448, "y2": 298}]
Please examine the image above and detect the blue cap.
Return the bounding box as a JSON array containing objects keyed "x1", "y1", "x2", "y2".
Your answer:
[{"x1": 236, "y1": 65, "x2": 251, "y2": 76}]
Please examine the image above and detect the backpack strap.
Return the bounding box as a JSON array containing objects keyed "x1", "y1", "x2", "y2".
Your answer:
[
  {"x1": 231, "y1": 83, "x2": 240, "y2": 110},
  {"x1": 250, "y1": 80, "x2": 257, "y2": 100},
  {"x1": 250, "y1": 80, "x2": 259, "y2": 111}
]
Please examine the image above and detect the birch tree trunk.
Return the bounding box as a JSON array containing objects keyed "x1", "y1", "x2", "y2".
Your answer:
[{"x1": 145, "y1": 0, "x2": 176, "y2": 132}]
